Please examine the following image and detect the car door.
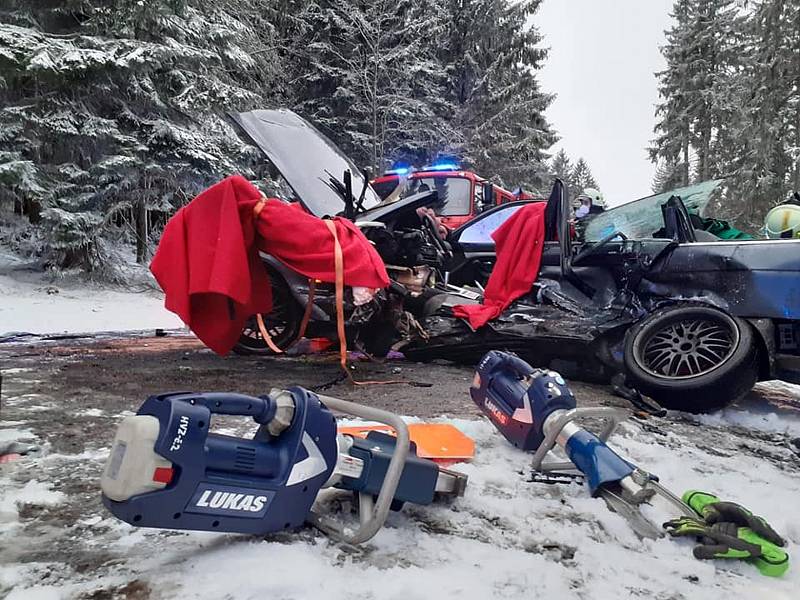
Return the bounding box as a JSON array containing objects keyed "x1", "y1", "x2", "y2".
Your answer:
[
  {"x1": 446, "y1": 180, "x2": 569, "y2": 286},
  {"x1": 661, "y1": 195, "x2": 697, "y2": 242}
]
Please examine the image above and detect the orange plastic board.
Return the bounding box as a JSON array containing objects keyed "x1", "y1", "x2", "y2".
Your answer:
[{"x1": 337, "y1": 423, "x2": 475, "y2": 465}]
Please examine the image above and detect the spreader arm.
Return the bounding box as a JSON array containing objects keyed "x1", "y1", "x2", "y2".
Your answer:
[
  {"x1": 307, "y1": 394, "x2": 410, "y2": 545},
  {"x1": 531, "y1": 407, "x2": 630, "y2": 471}
]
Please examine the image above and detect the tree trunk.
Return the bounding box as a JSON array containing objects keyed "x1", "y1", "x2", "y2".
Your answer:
[
  {"x1": 682, "y1": 136, "x2": 690, "y2": 186},
  {"x1": 794, "y1": 105, "x2": 800, "y2": 192},
  {"x1": 24, "y1": 199, "x2": 41, "y2": 224},
  {"x1": 135, "y1": 200, "x2": 148, "y2": 264},
  {"x1": 370, "y1": 16, "x2": 380, "y2": 174},
  {"x1": 700, "y1": 119, "x2": 711, "y2": 181}
]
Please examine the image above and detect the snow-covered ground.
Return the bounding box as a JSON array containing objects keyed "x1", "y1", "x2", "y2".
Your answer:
[
  {"x1": 1, "y1": 412, "x2": 799, "y2": 600},
  {"x1": 0, "y1": 253, "x2": 183, "y2": 335},
  {"x1": 1, "y1": 257, "x2": 799, "y2": 599}
]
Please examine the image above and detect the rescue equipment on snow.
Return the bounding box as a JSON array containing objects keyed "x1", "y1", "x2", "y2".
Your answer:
[
  {"x1": 470, "y1": 350, "x2": 696, "y2": 540},
  {"x1": 100, "y1": 387, "x2": 466, "y2": 545}
]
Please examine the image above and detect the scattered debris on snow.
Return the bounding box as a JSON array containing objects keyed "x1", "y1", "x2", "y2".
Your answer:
[{"x1": 0, "y1": 480, "x2": 66, "y2": 525}]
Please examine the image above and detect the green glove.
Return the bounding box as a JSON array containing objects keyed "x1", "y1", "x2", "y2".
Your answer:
[
  {"x1": 683, "y1": 490, "x2": 785, "y2": 546},
  {"x1": 664, "y1": 517, "x2": 762, "y2": 557},
  {"x1": 664, "y1": 490, "x2": 790, "y2": 577}
]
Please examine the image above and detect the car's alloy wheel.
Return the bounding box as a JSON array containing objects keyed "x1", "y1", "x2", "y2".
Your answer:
[
  {"x1": 637, "y1": 314, "x2": 739, "y2": 379},
  {"x1": 623, "y1": 305, "x2": 758, "y2": 413},
  {"x1": 233, "y1": 266, "x2": 301, "y2": 355}
]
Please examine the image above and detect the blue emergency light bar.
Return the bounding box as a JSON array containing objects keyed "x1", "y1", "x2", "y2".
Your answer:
[
  {"x1": 425, "y1": 162, "x2": 460, "y2": 171},
  {"x1": 384, "y1": 160, "x2": 461, "y2": 176},
  {"x1": 385, "y1": 167, "x2": 410, "y2": 175}
]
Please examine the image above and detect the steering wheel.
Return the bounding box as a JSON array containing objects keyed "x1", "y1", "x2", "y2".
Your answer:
[
  {"x1": 421, "y1": 213, "x2": 453, "y2": 259},
  {"x1": 572, "y1": 230, "x2": 627, "y2": 265}
]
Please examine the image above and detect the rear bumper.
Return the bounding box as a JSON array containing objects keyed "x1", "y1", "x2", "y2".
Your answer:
[{"x1": 775, "y1": 353, "x2": 800, "y2": 384}]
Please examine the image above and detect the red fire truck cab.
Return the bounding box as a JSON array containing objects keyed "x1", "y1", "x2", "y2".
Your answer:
[{"x1": 371, "y1": 164, "x2": 536, "y2": 229}]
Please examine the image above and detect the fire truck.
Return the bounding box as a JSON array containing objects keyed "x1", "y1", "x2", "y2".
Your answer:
[{"x1": 371, "y1": 162, "x2": 539, "y2": 229}]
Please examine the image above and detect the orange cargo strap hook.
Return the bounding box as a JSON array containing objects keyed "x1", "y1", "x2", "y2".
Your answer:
[{"x1": 323, "y1": 219, "x2": 404, "y2": 386}]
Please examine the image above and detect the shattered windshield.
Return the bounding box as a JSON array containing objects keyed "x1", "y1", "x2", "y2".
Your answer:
[
  {"x1": 404, "y1": 177, "x2": 472, "y2": 216},
  {"x1": 582, "y1": 179, "x2": 725, "y2": 242},
  {"x1": 230, "y1": 109, "x2": 382, "y2": 218}
]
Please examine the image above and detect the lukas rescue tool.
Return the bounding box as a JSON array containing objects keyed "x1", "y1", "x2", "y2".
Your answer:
[
  {"x1": 470, "y1": 350, "x2": 789, "y2": 576},
  {"x1": 100, "y1": 388, "x2": 466, "y2": 545}
]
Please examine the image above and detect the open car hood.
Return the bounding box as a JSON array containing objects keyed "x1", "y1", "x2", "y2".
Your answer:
[{"x1": 230, "y1": 109, "x2": 382, "y2": 218}]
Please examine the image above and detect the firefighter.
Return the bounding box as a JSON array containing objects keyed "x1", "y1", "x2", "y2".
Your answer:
[
  {"x1": 583, "y1": 188, "x2": 606, "y2": 215},
  {"x1": 764, "y1": 202, "x2": 800, "y2": 239},
  {"x1": 575, "y1": 188, "x2": 606, "y2": 219}
]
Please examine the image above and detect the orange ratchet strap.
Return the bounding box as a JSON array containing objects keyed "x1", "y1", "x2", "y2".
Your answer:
[
  {"x1": 323, "y1": 219, "x2": 403, "y2": 386},
  {"x1": 251, "y1": 191, "x2": 314, "y2": 354},
  {"x1": 297, "y1": 279, "x2": 316, "y2": 340},
  {"x1": 253, "y1": 196, "x2": 284, "y2": 354}
]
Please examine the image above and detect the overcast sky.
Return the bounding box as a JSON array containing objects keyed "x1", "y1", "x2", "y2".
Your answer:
[{"x1": 535, "y1": 0, "x2": 674, "y2": 206}]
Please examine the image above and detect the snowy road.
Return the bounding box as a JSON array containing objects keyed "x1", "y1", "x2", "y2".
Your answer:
[
  {"x1": 1, "y1": 336, "x2": 799, "y2": 599},
  {"x1": 0, "y1": 254, "x2": 182, "y2": 336},
  {"x1": 0, "y1": 272, "x2": 182, "y2": 336}
]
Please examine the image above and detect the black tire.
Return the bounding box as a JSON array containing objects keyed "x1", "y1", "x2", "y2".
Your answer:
[
  {"x1": 232, "y1": 265, "x2": 302, "y2": 356},
  {"x1": 623, "y1": 305, "x2": 758, "y2": 413}
]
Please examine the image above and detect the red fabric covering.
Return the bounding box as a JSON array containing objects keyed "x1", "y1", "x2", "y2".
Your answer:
[
  {"x1": 256, "y1": 200, "x2": 388, "y2": 289},
  {"x1": 452, "y1": 202, "x2": 547, "y2": 329},
  {"x1": 151, "y1": 175, "x2": 388, "y2": 355}
]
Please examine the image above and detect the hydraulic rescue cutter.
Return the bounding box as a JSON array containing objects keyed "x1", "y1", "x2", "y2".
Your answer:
[
  {"x1": 471, "y1": 350, "x2": 696, "y2": 539},
  {"x1": 100, "y1": 388, "x2": 467, "y2": 545}
]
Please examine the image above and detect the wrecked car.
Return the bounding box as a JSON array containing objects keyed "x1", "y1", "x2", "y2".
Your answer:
[
  {"x1": 403, "y1": 179, "x2": 800, "y2": 412},
  {"x1": 230, "y1": 109, "x2": 800, "y2": 412},
  {"x1": 232, "y1": 110, "x2": 488, "y2": 355},
  {"x1": 229, "y1": 109, "x2": 517, "y2": 356}
]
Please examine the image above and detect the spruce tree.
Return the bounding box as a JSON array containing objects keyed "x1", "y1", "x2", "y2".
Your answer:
[
  {"x1": 549, "y1": 149, "x2": 573, "y2": 186},
  {"x1": 651, "y1": 0, "x2": 800, "y2": 227},
  {"x1": 0, "y1": 0, "x2": 283, "y2": 272},
  {"x1": 650, "y1": 0, "x2": 694, "y2": 186},
  {"x1": 570, "y1": 158, "x2": 598, "y2": 198},
  {"x1": 289, "y1": 0, "x2": 455, "y2": 172},
  {"x1": 684, "y1": 0, "x2": 740, "y2": 182},
  {"x1": 441, "y1": 0, "x2": 556, "y2": 191},
  {"x1": 733, "y1": 0, "x2": 800, "y2": 222}
]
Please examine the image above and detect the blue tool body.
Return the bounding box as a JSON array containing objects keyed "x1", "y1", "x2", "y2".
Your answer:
[
  {"x1": 471, "y1": 350, "x2": 575, "y2": 451},
  {"x1": 347, "y1": 432, "x2": 439, "y2": 506},
  {"x1": 471, "y1": 350, "x2": 635, "y2": 495},
  {"x1": 103, "y1": 387, "x2": 338, "y2": 534},
  {"x1": 102, "y1": 387, "x2": 451, "y2": 537}
]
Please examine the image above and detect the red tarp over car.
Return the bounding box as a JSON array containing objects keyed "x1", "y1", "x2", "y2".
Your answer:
[
  {"x1": 452, "y1": 202, "x2": 546, "y2": 329},
  {"x1": 151, "y1": 175, "x2": 389, "y2": 354}
]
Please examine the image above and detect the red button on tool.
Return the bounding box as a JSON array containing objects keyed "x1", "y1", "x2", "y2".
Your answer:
[{"x1": 152, "y1": 467, "x2": 174, "y2": 484}]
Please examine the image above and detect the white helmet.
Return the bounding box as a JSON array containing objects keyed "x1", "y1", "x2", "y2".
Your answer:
[
  {"x1": 764, "y1": 204, "x2": 800, "y2": 239},
  {"x1": 583, "y1": 188, "x2": 605, "y2": 208}
]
